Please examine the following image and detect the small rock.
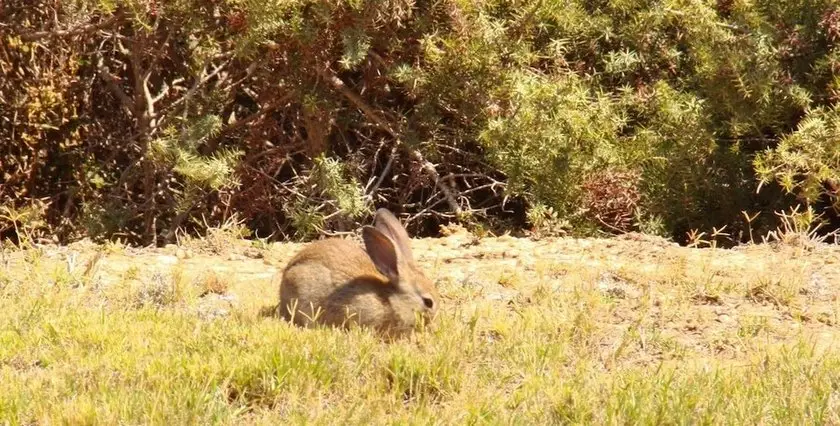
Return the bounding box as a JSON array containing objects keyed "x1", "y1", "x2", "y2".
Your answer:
[
  {"x1": 227, "y1": 253, "x2": 246, "y2": 261},
  {"x1": 198, "y1": 308, "x2": 230, "y2": 320},
  {"x1": 597, "y1": 272, "x2": 640, "y2": 299},
  {"x1": 801, "y1": 272, "x2": 831, "y2": 300},
  {"x1": 716, "y1": 314, "x2": 733, "y2": 323},
  {"x1": 605, "y1": 287, "x2": 627, "y2": 298},
  {"x1": 485, "y1": 290, "x2": 517, "y2": 302},
  {"x1": 156, "y1": 255, "x2": 179, "y2": 264},
  {"x1": 243, "y1": 247, "x2": 263, "y2": 259},
  {"x1": 217, "y1": 294, "x2": 238, "y2": 303}
]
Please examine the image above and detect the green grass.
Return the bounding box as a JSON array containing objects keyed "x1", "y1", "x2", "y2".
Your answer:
[{"x1": 1, "y1": 243, "x2": 839, "y2": 425}]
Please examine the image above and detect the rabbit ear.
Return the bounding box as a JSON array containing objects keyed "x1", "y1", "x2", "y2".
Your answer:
[
  {"x1": 372, "y1": 209, "x2": 414, "y2": 262},
  {"x1": 362, "y1": 225, "x2": 400, "y2": 282}
]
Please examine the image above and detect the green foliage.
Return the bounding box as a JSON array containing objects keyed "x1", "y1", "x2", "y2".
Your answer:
[
  {"x1": 311, "y1": 155, "x2": 368, "y2": 219},
  {"x1": 284, "y1": 155, "x2": 369, "y2": 239},
  {"x1": 152, "y1": 115, "x2": 241, "y2": 192},
  {"x1": 478, "y1": 71, "x2": 624, "y2": 218},
  {"x1": 0, "y1": 204, "x2": 49, "y2": 247},
  {"x1": 755, "y1": 106, "x2": 840, "y2": 205},
  {"x1": 339, "y1": 26, "x2": 371, "y2": 70},
  {"x1": 3, "y1": 0, "x2": 840, "y2": 245},
  {"x1": 231, "y1": 0, "x2": 307, "y2": 57},
  {"x1": 150, "y1": 115, "x2": 243, "y2": 215}
]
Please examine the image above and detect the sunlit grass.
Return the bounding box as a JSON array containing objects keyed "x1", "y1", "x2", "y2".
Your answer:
[{"x1": 1, "y1": 239, "x2": 838, "y2": 424}]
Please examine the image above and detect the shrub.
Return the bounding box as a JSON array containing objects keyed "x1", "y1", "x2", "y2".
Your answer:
[{"x1": 2, "y1": 0, "x2": 839, "y2": 245}]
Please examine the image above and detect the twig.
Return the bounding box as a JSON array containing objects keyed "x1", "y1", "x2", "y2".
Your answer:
[
  {"x1": 365, "y1": 144, "x2": 398, "y2": 198},
  {"x1": 129, "y1": 32, "x2": 150, "y2": 128},
  {"x1": 215, "y1": 90, "x2": 298, "y2": 139},
  {"x1": 95, "y1": 56, "x2": 134, "y2": 116},
  {"x1": 218, "y1": 57, "x2": 266, "y2": 96},
  {"x1": 19, "y1": 11, "x2": 124, "y2": 42},
  {"x1": 141, "y1": 69, "x2": 157, "y2": 127},
  {"x1": 161, "y1": 56, "x2": 233, "y2": 116},
  {"x1": 424, "y1": 182, "x2": 505, "y2": 213},
  {"x1": 412, "y1": 150, "x2": 462, "y2": 214},
  {"x1": 315, "y1": 65, "x2": 397, "y2": 136},
  {"x1": 405, "y1": 209, "x2": 460, "y2": 225},
  {"x1": 364, "y1": 137, "x2": 388, "y2": 189},
  {"x1": 316, "y1": 65, "x2": 462, "y2": 214},
  {"x1": 126, "y1": 25, "x2": 160, "y2": 245},
  {"x1": 244, "y1": 164, "x2": 308, "y2": 200}
]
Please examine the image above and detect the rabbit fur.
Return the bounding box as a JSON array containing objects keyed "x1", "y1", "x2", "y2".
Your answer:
[{"x1": 276, "y1": 208, "x2": 440, "y2": 337}]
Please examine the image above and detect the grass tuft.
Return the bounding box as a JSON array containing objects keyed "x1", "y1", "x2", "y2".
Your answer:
[{"x1": 0, "y1": 235, "x2": 838, "y2": 423}]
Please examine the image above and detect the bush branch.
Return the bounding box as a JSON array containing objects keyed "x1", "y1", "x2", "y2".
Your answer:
[
  {"x1": 316, "y1": 65, "x2": 462, "y2": 214},
  {"x1": 19, "y1": 12, "x2": 124, "y2": 42}
]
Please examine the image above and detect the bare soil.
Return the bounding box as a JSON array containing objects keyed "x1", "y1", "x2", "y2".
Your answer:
[{"x1": 4, "y1": 228, "x2": 839, "y2": 366}]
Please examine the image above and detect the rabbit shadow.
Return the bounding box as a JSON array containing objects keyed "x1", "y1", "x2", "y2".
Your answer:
[{"x1": 263, "y1": 276, "x2": 427, "y2": 342}]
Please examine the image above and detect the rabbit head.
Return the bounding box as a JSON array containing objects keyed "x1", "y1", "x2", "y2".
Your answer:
[
  {"x1": 361, "y1": 208, "x2": 440, "y2": 324},
  {"x1": 276, "y1": 208, "x2": 440, "y2": 338}
]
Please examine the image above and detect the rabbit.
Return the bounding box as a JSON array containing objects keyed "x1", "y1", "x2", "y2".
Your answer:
[{"x1": 276, "y1": 208, "x2": 440, "y2": 337}]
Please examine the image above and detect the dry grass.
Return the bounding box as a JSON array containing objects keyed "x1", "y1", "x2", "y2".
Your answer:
[{"x1": 1, "y1": 228, "x2": 839, "y2": 424}]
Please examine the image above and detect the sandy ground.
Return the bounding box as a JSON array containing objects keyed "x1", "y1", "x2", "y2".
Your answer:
[{"x1": 4, "y1": 228, "x2": 839, "y2": 365}]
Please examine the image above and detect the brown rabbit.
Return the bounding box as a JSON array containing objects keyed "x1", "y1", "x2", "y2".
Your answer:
[{"x1": 276, "y1": 208, "x2": 440, "y2": 337}]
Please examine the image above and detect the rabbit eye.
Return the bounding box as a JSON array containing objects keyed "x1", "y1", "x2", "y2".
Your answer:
[{"x1": 422, "y1": 296, "x2": 435, "y2": 309}]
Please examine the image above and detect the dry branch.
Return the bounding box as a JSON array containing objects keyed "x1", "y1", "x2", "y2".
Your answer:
[
  {"x1": 315, "y1": 65, "x2": 463, "y2": 214},
  {"x1": 18, "y1": 12, "x2": 124, "y2": 42},
  {"x1": 96, "y1": 56, "x2": 134, "y2": 116},
  {"x1": 215, "y1": 90, "x2": 298, "y2": 138}
]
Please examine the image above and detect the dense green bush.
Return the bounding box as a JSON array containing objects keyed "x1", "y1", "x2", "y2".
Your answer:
[{"x1": 1, "y1": 0, "x2": 838, "y2": 245}]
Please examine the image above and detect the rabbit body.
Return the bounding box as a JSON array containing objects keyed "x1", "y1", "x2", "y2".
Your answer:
[{"x1": 277, "y1": 209, "x2": 439, "y2": 336}]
